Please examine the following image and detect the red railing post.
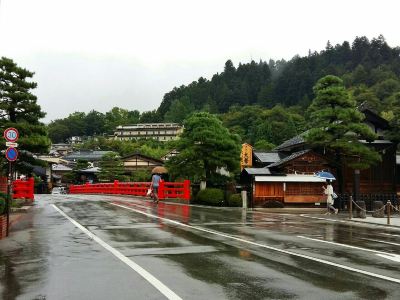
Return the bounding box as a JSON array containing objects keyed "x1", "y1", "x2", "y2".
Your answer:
[
  {"x1": 158, "y1": 180, "x2": 165, "y2": 200},
  {"x1": 113, "y1": 180, "x2": 119, "y2": 194},
  {"x1": 28, "y1": 177, "x2": 34, "y2": 201},
  {"x1": 183, "y1": 180, "x2": 190, "y2": 200}
]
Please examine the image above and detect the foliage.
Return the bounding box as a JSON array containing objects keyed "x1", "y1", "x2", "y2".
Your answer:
[
  {"x1": 228, "y1": 193, "x2": 242, "y2": 207},
  {"x1": 98, "y1": 152, "x2": 126, "y2": 182},
  {"x1": 164, "y1": 96, "x2": 195, "y2": 123},
  {"x1": 130, "y1": 169, "x2": 152, "y2": 182},
  {"x1": 221, "y1": 105, "x2": 305, "y2": 145},
  {"x1": 166, "y1": 112, "x2": 240, "y2": 184},
  {"x1": 0, "y1": 57, "x2": 51, "y2": 172},
  {"x1": 77, "y1": 137, "x2": 173, "y2": 159},
  {"x1": 196, "y1": 188, "x2": 224, "y2": 206},
  {"x1": 156, "y1": 36, "x2": 400, "y2": 125},
  {"x1": 306, "y1": 75, "x2": 380, "y2": 169},
  {"x1": 48, "y1": 107, "x2": 163, "y2": 143}
]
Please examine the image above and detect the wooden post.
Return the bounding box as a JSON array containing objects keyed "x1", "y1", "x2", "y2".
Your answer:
[
  {"x1": 354, "y1": 169, "x2": 360, "y2": 202},
  {"x1": 349, "y1": 195, "x2": 353, "y2": 220},
  {"x1": 387, "y1": 200, "x2": 391, "y2": 225}
]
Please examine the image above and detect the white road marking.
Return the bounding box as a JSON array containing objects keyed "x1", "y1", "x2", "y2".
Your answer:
[
  {"x1": 52, "y1": 204, "x2": 182, "y2": 300},
  {"x1": 298, "y1": 236, "x2": 400, "y2": 263},
  {"x1": 360, "y1": 238, "x2": 400, "y2": 247},
  {"x1": 376, "y1": 254, "x2": 400, "y2": 262},
  {"x1": 111, "y1": 202, "x2": 400, "y2": 284}
]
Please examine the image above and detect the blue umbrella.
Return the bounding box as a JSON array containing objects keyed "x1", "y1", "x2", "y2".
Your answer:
[{"x1": 315, "y1": 171, "x2": 336, "y2": 181}]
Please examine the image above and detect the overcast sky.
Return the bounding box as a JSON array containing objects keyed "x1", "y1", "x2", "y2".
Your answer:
[{"x1": 0, "y1": 0, "x2": 399, "y2": 123}]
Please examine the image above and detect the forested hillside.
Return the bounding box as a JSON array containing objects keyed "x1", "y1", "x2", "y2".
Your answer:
[
  {"x1": 159, "y1": 35, "x2": 400, "y2": 117},
  {"x1": 48, "y1": 35, "x2": 400, "y2": 148}
]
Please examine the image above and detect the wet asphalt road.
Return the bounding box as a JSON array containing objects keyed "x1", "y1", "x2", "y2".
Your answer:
[{"x1": 1, "y1": 195, "x2": 400, "y2": 300}]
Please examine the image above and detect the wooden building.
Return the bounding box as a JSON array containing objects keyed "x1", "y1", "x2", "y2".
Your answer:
[
  {"x1": 254, "y1": 174, "x2": 326, "y2": 206},
  {"x1": 122, "y1": 153, "x2": 164, "y2": 172},
  {"x1": 241, "y1": 106, "x2": 397, "y2": 207}
]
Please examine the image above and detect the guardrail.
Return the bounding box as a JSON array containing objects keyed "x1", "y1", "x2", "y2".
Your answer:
[
  {"x1": 69, "y1": 180, "x2": 191, "y2": 201},
  {"x1": 13, "y1": 177, "x2": 35, "y2": 200}
]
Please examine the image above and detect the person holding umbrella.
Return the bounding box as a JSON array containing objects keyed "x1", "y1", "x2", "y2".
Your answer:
[
  {"x1": 322, "y1": 180, "x2": 338, "y2": 214},
  {"x1": 150, "y1": 172, "x2": 162, "y2": 204}
]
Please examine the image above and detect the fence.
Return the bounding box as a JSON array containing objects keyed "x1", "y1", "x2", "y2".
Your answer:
[
  {"x1": 69, "y1": 180, "x2": 191, "y2": 201},
  {"x1": 12, "y1": 178, "x2": 35, "y2": 201},
  {"x1": 347, "y1": 195, "x2": 399, "y2": 225},
  {"x1": 337, "y1": 193, "x2": 397, "y2": 211}
]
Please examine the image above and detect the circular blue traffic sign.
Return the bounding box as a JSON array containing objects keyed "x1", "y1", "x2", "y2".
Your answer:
[{"x1": 5, "y1": 147, "x2": 18, "y2": 162}]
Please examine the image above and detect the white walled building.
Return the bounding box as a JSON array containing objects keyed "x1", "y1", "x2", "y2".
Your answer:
[{"x1": 114, "y1": 123, "x2": 183, "y2": 142}]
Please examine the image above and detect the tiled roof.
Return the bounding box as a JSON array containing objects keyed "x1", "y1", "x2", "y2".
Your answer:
[
  {"x1": 52, "y1": 164, "x2": 73, "y2": 171},
  {"x1": 275, "y1": 134, "x2": 305, "y2": 151},
  {"x1": 243, "y1": 168, "x2": 271, "y2": 175},
  {"x1": 253, "y1": 151, "x2": 284, "y2": 164},
  {"x1": 268, "y1": 149, "x2": 311, "y2": 168},
  {"x1": 64, "y1": 151, "x2": 113, "y2": 161}
]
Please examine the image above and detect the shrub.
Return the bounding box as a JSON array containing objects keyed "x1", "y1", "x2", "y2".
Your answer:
[
  {"x1": 228, "y1": 193, "x2": 242, "y2": 207},
  {"x1": 196, "y1": 188, "x2": 224, "y2": 206}
]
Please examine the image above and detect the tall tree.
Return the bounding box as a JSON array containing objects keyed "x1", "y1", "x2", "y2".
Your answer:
[
  {"x1": 166, "y1": 112, "x2": 240, "y2": 183},
  {"x1": 306, "y1": 75, "x2": 380, "y2": 170},
  {"x1": 0, "y1": 57, "x2": 50, "y2": 172}
]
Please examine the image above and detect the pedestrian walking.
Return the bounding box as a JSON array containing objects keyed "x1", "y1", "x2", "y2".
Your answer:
[
  {"x1": 323, "y1": 180, "x2": 338, "y2": 214},
  {"x1": 150, "y1": 173, "x2": 162, "y2": 204}
]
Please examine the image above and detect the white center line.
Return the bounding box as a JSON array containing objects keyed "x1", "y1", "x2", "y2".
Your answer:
[
  {"x1": 111, "y1": 202, "x2": 400, "y2": 284},
  {"x1": 52, "y1": 204, "x2": 182, "y2": 300}
]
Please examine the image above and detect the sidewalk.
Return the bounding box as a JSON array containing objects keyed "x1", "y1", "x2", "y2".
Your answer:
[{"x1": 312, "y1": 212, "x2": 400, "y2": 228}]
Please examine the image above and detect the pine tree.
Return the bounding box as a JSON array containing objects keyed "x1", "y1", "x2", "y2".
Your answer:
[
  {"x1": 306, "y1": 75, "x2": 380, "y2": 170},
  {"x1": 98, "y1": 152, "x2": 125, "y2": 182},
  {"x1": 0, "y1": 57, "x2": 51, "y2": 172},
  {"x1": 166, "y1": 112, "x2": 240, "y2": 183}
]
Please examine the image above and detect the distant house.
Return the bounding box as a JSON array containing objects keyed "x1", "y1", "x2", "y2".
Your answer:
[
  {"x1": 50, "y1": 143, "x2": 73, "y2": 157},
  {"x1": 52, "y1": 164, "x2": 73, "y2": 184},
  {"x1": 114, "y1": 123, "x2": 183, "y2": 142},
  {"x1": 160, "y1": 149, "x2": 179, "y2": 162},
  {"x1": 63, "y1": 150, "x2": 113, "y2": 166},
  {"x1": 122, "y1": 152, "x2": 164, "y2": 172}
]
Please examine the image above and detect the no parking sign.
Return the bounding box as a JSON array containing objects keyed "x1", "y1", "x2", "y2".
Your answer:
[{"x1": 5, "y1": 147, "x2": 18, "y2": 161}]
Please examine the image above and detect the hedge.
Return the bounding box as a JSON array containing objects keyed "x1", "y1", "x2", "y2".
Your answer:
[
  {"x1": 228, "y1": 193, "x2": 242, "y2": 207},
  {"x1": 196, "y1": 188, "x2": 224, "y2": 206}
]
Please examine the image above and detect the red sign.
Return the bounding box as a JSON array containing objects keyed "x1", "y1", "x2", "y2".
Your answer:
[{"x1": 4, "y1": 128, "x2": 19, "y2": 142}]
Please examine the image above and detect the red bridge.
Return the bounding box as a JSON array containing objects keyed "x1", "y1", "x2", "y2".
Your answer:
[{"x1": 69, "y1": 180, "x2": 191, "y2": 201}]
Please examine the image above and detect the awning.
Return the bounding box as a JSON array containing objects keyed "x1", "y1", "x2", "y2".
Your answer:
[{"x1": 255, "y1": 175, "x2": 326, "y2": 183}]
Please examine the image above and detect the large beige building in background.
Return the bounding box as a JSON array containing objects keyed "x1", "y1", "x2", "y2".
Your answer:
[{"x1": 114, "y1": 123, "x2": 183, "y2": 141}]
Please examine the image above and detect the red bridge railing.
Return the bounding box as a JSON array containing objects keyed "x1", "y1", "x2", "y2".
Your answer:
[
  {"x1": 13, "y1": 177, "x2": 35, "y2": 201},
  {"x1": 69, "y1": 180, "x2": 191, "y2": 201}
]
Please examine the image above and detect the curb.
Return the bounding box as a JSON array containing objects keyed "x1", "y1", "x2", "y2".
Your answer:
[{"x1": 302, "y1": 214, "x2": 400, "y2": 229}]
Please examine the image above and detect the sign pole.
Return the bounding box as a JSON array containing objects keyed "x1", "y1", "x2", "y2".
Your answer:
[
  {"x1": 3, "y1": 127, "x2": 19, "y2": 237},
  {"x1": 6, "y1": 161, "x2": 12, "y2": 237}
]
